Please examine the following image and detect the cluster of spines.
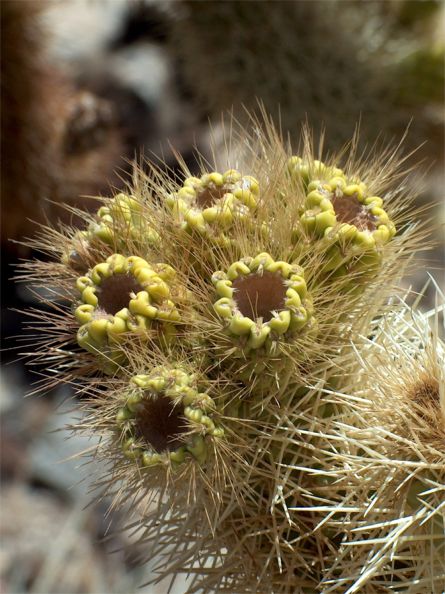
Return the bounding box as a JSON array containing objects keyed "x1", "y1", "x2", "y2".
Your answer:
[{"x1": 320, "y1": 289, "x2": 445, "y2": 592}]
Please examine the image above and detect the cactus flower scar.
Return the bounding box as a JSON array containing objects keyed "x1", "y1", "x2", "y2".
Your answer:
[
  {"x1": 75, "y1": 254, "x2": 180, "y2": 370},
  {"x1": 166, "y1": 169, "x2": 259, "y2": 245},
  {"x1": 289, "y1": 156, "x2": 396, "y2": 278},
  {"x1": 87, "y1": 192, "x2": 159, "y2": 248},
  {"x1": 117, "y1": 367, "x2": 223, "y2": 466},
  {"x1": 63, "y1": 193, "x2": 159, "y2": 271},
  {"x1": 212, "y1": 252, "x2": 313, "y2": 353}
]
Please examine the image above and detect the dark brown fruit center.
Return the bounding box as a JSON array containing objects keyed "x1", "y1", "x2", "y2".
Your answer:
[
  {"x1": 232, "y1": 271, "x2": 286, "y2": 322},
  {"x1": 331, "y1": 193, "x2": 377, "y2": 231},
  {"x1": 97, "y1": 273, "x2": 143, "y2": 315},
  {"x1": 134, "y1": 394, "x2": 188, "y2": 453},
  {"x1": 196, "y1": 184, "x2": 228, "y2": 208}
]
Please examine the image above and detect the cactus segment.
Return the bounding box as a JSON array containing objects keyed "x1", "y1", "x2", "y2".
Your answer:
[
  {"x1": 212, "y1": 252, "x2": 313, "y2": 354},
  {"x1": 116, "y1": 367, "x2": 224, "y2": 466},
  {"x1": 395, "y1": 44, "x2": 445, "y2": 106},
  {"x1": 166, "y1": 169, "x2": 259, "y2": 245},
  {"x1": 75, "y1": 254, "x2": 180, "y2": 366}
]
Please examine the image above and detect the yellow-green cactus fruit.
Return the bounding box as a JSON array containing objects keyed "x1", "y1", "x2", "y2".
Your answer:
[
  {"x1": 116, "y1": 367, "x2": 224, "y2": 466},
  {"x1": 88, "y1": 193, "x2": 159, "y2": 249},
  {"x1": 166, "y1": 169, "x2": 259, "y2": 245},
  {"x1": 287, "y1": 156, "x2": 345, "y2": 189},
  {"x1": 212, "y1": 252, "x2": 314, "y2": 355},
  {"x1": 297, "y1": 175, "x2": 396, "y2": 277},
  {"x1": 75, "y1": 254, "x2": 180, "y2": 369}
]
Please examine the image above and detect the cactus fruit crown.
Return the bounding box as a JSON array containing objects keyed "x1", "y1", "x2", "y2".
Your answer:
[
  {"x1": 115, "y1": 368, "x2": 223, "y2": 467},
  {"x1": 17, "y1": 118, "x2": 438, "y2": 594},
  {"x1": 62, "y1": 193, "x2": 159, "y2": 272},
  {"x1": 289, "y1": 156, "x2": 395, "y2": 250},
  {"x1": 166, "y1": 169, "x2": 259, "y2": 245},
  {"x1": 74, "y1": 254, "x2": 180, "y2": 371},
  {"x1": 213, "y1": 252, "x2": 313, "y2": 352}
]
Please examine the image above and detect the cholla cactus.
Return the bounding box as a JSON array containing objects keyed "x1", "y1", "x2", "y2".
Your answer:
[
  {"x1": 321, "y1": 286, "x2": 445, "y2": 592},
  {"x1": 394, "y1": 44, "x2": 445, "y2": 106},
  {"x1": 17, "y1": 116, "x2": 441, "y2": 593}
]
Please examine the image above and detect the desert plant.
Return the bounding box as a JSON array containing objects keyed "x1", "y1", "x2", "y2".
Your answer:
[{"x1": 16, "y1": 115, "x2": 443, "y2": 593}]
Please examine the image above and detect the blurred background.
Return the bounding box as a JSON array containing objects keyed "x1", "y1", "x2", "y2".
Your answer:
[{"x1": 1, "y1": 1, "x2": 444, "y2": 592}]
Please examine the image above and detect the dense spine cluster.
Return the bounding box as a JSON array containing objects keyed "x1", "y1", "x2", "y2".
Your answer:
[{"x1": 17, "y1": 118, "x2": 442, "y2": 593}]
